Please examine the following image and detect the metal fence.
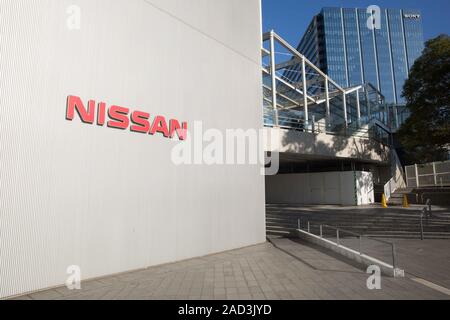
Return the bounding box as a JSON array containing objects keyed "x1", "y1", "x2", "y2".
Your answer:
[
  {"x1": 405, "y1": 161, "x2": 450, "y2": 188},
  {"x1": 262, "y1": 106, "x2": 393, "y2": 145},
  {"x1": 261, "y1": 31, "x2": 394, "y2": 134},
  {"x1": 298, "y1": 220, "x2": 398, "y2": 269}
]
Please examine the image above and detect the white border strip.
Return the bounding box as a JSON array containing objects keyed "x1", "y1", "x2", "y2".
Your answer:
[{"x1": 410, "y1": 278, "x2": 450, "y2": 296}]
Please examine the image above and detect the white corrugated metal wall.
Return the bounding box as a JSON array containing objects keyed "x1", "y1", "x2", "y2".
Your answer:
[{"x1": 0, "y1": 0, "x2": 265, "y2": 298}]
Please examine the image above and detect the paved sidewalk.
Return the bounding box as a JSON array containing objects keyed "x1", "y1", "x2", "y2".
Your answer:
[
  {"x1": 391, "y1": 239, "x2": 450, "y2": 289},
  {"x1": 13, "y1": 241, "x2": 449, "y2": 300},
  {"x1": 338, "y1": 238, "x2": 450, "y2": 289}
]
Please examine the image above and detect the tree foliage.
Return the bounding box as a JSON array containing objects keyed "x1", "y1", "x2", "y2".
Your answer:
[{"x1": 397, "y1": 35, "x2": 450, "y2": 164}]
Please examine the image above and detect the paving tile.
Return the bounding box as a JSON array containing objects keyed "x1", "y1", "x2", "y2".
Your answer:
[
  {"x1": 29, "y1": 289, "x2": 64, "y2": 300},
  {"x1": 251, "y1": 293, "x2": 266, "y2": 300},
  {"x1": 214, "y1": 288, "x2": 226, "y2": 295},
  {"x1": 11, "y1": 295, "x2": 33, "y2": 300},
  {"x1": 13, "y1": 242, "x2": 450, "y2": 300}
]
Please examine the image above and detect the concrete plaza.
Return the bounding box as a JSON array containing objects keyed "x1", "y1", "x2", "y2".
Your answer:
[{"x1": 12, "y1": 239, "x2": 450, "y2": 300}]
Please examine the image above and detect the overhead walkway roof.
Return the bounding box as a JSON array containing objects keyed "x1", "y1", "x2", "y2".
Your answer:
[
  {"x1": 262, "y1": 31, "x2": 393, "y2": 137},
  {"x1": 262, "y1": 31, "x2": 393, "y2": 164}
]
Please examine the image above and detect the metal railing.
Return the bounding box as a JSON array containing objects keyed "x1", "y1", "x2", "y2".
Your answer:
[
  {"x1": 298, "y1": 220, "x2": 398, "y2": 269},
  {"x1": 419, "y1": 199, "x2": 435, "y2": 240},
  {"x1": 405, "y1": 161, "x2": 450, "y2": 188},
  {"x1": 384, "y1": 151, "x2": 407, "y2": 201},
  {"x1": 261, "y1": 31, "x2": 397, "y2": 136},
  {"x1": 263, "y1": 106, "x2": 392, "y2": 143}
]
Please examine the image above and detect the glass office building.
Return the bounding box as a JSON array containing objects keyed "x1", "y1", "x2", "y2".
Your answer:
[{"x1": 297, "y1": 7, "x2": 424, "y2": 105}]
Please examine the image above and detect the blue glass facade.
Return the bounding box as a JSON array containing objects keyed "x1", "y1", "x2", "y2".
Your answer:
[
  {"x1": 387, "y1": 9, "x2": 409, "y2": 104},
  {"x1": 322, "y1": 8, "x2": 348, "y2": 86},
  {"x1": 403, "y1": 10, "x2": 425, "y2": 72},
  {"x1": 357, "y1": 9, "x2": 379, "y2": 91},
  {"x1": 375, "y1": 11, "x2": 396, "y2": 104},
  {"x1": 343, "y1": 8, "x2": 363, "y2": 87},
  {"x1": 296, "y1": 7, "x2": 424, "y2": 104}
]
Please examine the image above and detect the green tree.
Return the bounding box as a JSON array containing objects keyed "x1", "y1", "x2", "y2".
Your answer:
[{"x1": 398, "y1": 35, "x2": 450, "y2": 164}]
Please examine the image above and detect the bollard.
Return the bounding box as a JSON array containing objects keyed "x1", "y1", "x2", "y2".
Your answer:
[
  {"x1": 426, "y1": 199, "x2": 432, "y2": 218},
  {"x1": 359, "y1": 235, "x2": 362, "y2": 255},
  {"x1": 403, "y1": 195, "x2": 410, "y2": 208},
  {"x1": 307, "y1": 222, "x2": 310, "y2": 233},
  {"x1": 320, "y1": 225, "x2": 323, "y2": 238},
  {"x1": 392, "y1": 243, "x2": 397, "y2": 269},
  {"x1": 381, "y1": 193, "x2": 388, "y2": 208},
  {"x1": 420, "y1": 208, "x2": 426, "y2": 241},
  {"x1": 337, "y1": 229, "x2": 340, "y2": 246}
]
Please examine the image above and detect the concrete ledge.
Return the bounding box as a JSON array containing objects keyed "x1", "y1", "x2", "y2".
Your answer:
[
  {"x1": 296, "y1": 229, "x2": 405, "y2": 278},
  {"x1": 264, "y1": 127, "x2": 390, "y2": 163}
]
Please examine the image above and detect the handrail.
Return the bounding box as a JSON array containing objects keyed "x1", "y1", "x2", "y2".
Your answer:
[
  {"x1": 384, "y1": 157, "x2": 406, "y2": 201},
  {"x1": 419, "y1": 200, "x2": 434, "y2": 240},
  {"x1": 321, "y1": 224, "x2": 394, "y2": 246},
  {"x1": 263, "y1": 107, "x2": 390, "y2": 142},
  {"x1": 298, "y1": 220, "x2": 398, "y2": 269}
]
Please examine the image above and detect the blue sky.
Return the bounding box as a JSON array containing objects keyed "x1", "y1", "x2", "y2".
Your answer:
[{"x1": 262, "y1": 0, "x2": 450, "y2": 46}]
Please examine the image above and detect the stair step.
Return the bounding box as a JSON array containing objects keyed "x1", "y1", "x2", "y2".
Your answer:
[{"x1": 266, "y1": 202, "x2": 450, "y2": 240}]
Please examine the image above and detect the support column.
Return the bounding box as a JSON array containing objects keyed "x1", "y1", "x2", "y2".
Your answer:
[
  {"x1": 302, "y1": 57, "x2": 309, "y2": 126},
  {"x1": 415, "y1": 164, "x2": 420, "y2": 188},
  {"x1": 325, "y1": 78, "x2": 330, "y2": 129},
  {"x1": 433, "y1": 162, "x2": 438, "y2": 186},
  {"x1": 394, "y1": 105, "x2": 399, "y2": 129},
  {"x1": 385, "y1": 103, "x2": 389, "y2": 127},
  {"x1": 356, "y1": 89, "x2": 361, "y2": 127},
  {"x1": 366, "y1": 89, "x2": 372, "y2": 122},
  {"x1": 269, "y1": 31, "x2": 278, "y2": 126},
  {"x1": 343, "y1": 91, "x2": 348, "y2": 127}
]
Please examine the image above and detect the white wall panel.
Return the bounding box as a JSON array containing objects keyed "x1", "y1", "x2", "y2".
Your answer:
[
  {"x1": 324, "y1": 172, "x2": 341, "y2": 204},
  {"x1": 266, "y1": 172, "x2": 375, "y2": 206},
  {"x1": 356, "y1": 171, "x2": 376, "y2": 205},
  {"x1": 0, "y1": 0, "x2": 265, "y2": 298}
]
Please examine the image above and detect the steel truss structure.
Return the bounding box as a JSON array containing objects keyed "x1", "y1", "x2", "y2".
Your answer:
[{"x1": 262, "y1": 31, "x2": 399, "y2": 142}]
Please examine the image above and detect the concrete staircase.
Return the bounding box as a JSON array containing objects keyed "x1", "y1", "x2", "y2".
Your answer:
[
  {"x1": 266, "y1": 204, "x2": 450, "y2": 239},
  {"x1": 387, "y1": 187, "x2": 450, "y2": 206},
  {"x1": 387, "y1": 188, "x2": 415, "y2": 206}
]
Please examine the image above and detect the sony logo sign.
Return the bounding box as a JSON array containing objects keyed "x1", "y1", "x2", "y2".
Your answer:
[{"x1": 404, "y1": 14, "x2": 421, "y2": 19}]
